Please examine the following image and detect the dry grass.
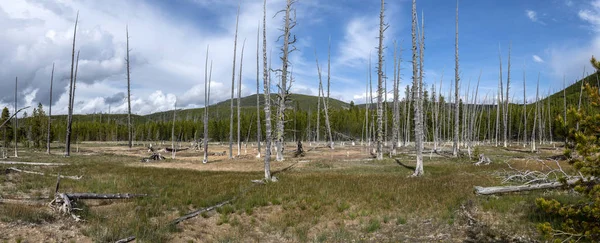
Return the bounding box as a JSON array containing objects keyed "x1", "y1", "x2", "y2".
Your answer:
[{"x1": 0, "y1": 142, "x2": 577, "y2": 242}]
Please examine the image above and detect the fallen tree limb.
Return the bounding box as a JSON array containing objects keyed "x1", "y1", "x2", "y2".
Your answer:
[
  {"x1": 0, "y1": 161, "x2": 67, "y2": 166},
  {"x1": 474, "y1": 178, "x2": 580, "y2": 195},
  {"x1": 7, "y1": 167, "x2": 82, "y2": 180},
  {"x1": 171, "y1": 199, "x2": 232, "y2": 225},
  {"x1": 64, "y1": 193, "x2": 148, "y2": 200}
]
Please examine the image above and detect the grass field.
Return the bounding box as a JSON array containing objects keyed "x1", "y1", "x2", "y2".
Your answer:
[{"x1": 0, "y1": 141, "x2": 575, "y2": 242}]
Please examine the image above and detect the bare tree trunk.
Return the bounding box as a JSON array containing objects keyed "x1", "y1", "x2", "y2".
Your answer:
[
  {"x1": 237, "y1": 39, "x2": 246, "y2": 157},
  {"x1": 203, "y1": 47, "x2": 211, "y2": 164},
  {"x1": 375, "y1": 0, "x2": 386, "y2": 160},
  {"x1": 172, "y1": 99, "x2": 177, "y2": 159},
  {"x1": 504, "y1": 43, "x2": 511, "y2": 147},
  {"x1": 229, "y1": 5, "x2": 240, "y2": 159},
  {"x1": 453, "y1": 0, "x2": 460, "y2": 157},
  {"x1": 65, "y1": 12, "x2": 78, "y2": 157},
  {"x1": 316, "y1": 70, "x2": 321, "y2": 144},
  {"x1": 325, "y1": 37, "x2": 333, "y2": 149},
  {"x1": 523, "y1": 67, "x2": 527, "y2": 146},
  {"x1": 495, "y1": 46, "x2": 503, "y2": 147},
  {"x1": 126, "y1": 26, "x2": 133, "y2": 149},
  {"x1": 531, "y1": 73, "x2": 539, "y2": 152},
  {"x1": 411, "y1": 0, "x2": 424, "y2": 176},
  {"x1": 262, "y1": 0, "x2": 272, "y2": 180},
  {"x1": 275, "y1": 0, "x2": 296, "y2": 162},
  {"x1": 256, "y1": 25, "x2": 262, "y2": 158},
  {"x1": 46, "y1": 64, "x2": 54, "y2": 154},
  {"x1": 14, "y1": 77, "x2": 18, "y2": 158},
  {"x1": 391, "y1": 40, "x2": 399, "y2": 155}
]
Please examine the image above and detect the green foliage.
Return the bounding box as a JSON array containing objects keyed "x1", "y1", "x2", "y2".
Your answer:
[{"x1": 536, "y1": 81, "x2": 600, "y2": 241}]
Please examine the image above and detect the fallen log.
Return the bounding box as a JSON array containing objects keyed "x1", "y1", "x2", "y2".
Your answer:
[
  {"x1": 0, "y1": 161, "x2": 67, "y2": 166},
  {"x1": 474, "y1": 178, "x2": 581, "y2": 195},
  {"x1": 165, "y1": 147, "x2": 189, "y2": 152},
  {"x1": 171, "y1": 199, "x2": 232, "y2": 225},
  {"x1": 64, "y1": 193, "x2": 148, "y2": 200},
  {"x1": 0, "y1": 198, "x2": 49, "y2": 206},
  {"x1": 7, "y1": 167, "x2": 82, "y2": 180}
]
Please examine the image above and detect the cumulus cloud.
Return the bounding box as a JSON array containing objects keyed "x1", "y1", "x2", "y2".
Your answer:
[
  {"x1": 532, "y1": 55, "x2": 544, "y2": 63},
  {"x1": 0, "y1": 0, "x2": 303, "y2": 115},
  {"x1": 526, "y1": 10, "x2": 545, "y2": 24}
]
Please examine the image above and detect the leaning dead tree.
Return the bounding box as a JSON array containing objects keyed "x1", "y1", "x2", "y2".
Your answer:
[
  {"x1": 229, "y1": 4, "x2": 240, "y2": 159},
  {"x1": 275, "y1": 0, "x2": 297, "y2": 162},
  {"x1": 375, "y1": 0, "x2": 386, "y2": 160},
  {"x1": 126, "y1": 26, "x2": 133, "y2": 149},
  {"x1": 203, "y1": 46, "x2": 212, "y2": 164},
  {"x1": 453, "y1": 0, "x2": 460, "y2": 157},
  {"x1": 262, "y1": 0, "x2": 272, "y2": 180},
  {"x1": 47, "y1": 63, "x2": 54, "y2": 154},
  {"x1": 411, "y1": 0, "x2": 424, "y2": 176},
  {"x1": 65, "y1": 12, "x2": 79, "y2": 157}
]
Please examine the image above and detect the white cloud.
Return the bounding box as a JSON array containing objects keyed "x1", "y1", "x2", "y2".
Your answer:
[
  {"x1": 526, "y1": 10, "x2": 538, "y2": 22},
  {"x1": 532, "y1": 55, "x2": 545, "y2": 63}
]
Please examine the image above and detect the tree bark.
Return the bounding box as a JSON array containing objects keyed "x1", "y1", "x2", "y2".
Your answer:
[
  {"x1": 262, "y1": 0, "x2": 272, "y2": 180},
  {"x1": 453, "y1": 0, "x2": 460, "y2": 157},
  {"x1": 376, "y1": 0, "x2": 385, "y2": 160},
  {"x1": 411, "y1": 0, "x2": 424, "y2": 176}
]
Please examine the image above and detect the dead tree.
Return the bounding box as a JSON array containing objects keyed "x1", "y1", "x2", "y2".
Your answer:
[
  {"x1": 503, "y1": 43, "x2": 511, "y2": 148},
  {"x1": 256, "y1": 24, "x2": 262, "y2": 158},
  {"x1": 391, "y1": 40, "x2": 399, "y2": 155},
  {"x1": 126, "y1": 26, "x2": 133, "y2": 149},
  {"x1": 47, "y1": 64, "x2": 54, "y2": 154},
  {"x1": 522, "y1": 66, "x2": 527, "y2": 146},
  {"x1": 14, "y1": 77, "x2": 18, "y2": 158},
  {"x1": 275, "y1": 0, "x2": 297, "y2": 162},
  {"x1": 531, "y1": 73, "x2": 540, "y2": 152},
  {"x1": 495, "y1": 45, "x2": 503, "y2": 147},
  {"x1": 376, "y1": 0, "x2": 386, "y2": 160},
  {"x1": 229, "y1": 4, "x2": 240, "y2": 159},
  {"x1": 453, "y1": 0, "x2": 460, "y2": 157},
  {"x1": 325, "y1": 37, "x2": 334, "y2": 149},
  {"x1": 262, "y1": 0, "x2": 272, "y2": 180},
  {"x1": 237, "y1": 39, "x2": 246, "y2": 157},
  {"x1": 411, "y1": 0, "x2": 424, "y2": 176},
  {"x1": 65, "y1": 12, "x2": 78, "y2": 157},
  {"x1": 171, "y1": 99, "x2": 177, "y2": 159},
  {"x1": 203, "y1": 47, "x2": 211, "y2": 164}
]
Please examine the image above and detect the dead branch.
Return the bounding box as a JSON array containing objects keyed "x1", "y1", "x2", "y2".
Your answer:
[
  {"x1": 7, "y1": 167, "x2": 82, "y2": 180},
  {"x1": 474, "y1": 178, "x2": 581, "y2": 195},
  {"x1": 474, "y1": 154, "x2": 491, "y2": 166},
  {"x1": 0, "y1": 161, "x2": 67, "y2": 166},
  {"x1": 165, "y1": 147, "x2": 189, "y2": 152},
  {"x1": 49, "y1": 192, "x2": 147, "y2": 221},
  {"x1": 171, "y1": 199, "x2": 232, "y2": 225}
]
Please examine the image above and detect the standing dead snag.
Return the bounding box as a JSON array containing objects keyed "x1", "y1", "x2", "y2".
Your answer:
[
  {"x1": 262, "y1": 0, "x2": 272, "y2": 180},
  {"x1": 453, "y1": 0, "x2": 460, "y2": 157},
  {"x1": 376, "y1": 0, "x2": 386, "y2": 160},
  {"x1": 325, "y1": 37, "x2": 333, "y2": 149},
  {"x1": 47, "y1": 63, "x2": 54, "y2": 154},
  {"x1": 256, "y1": 24, "x2": 262, "y2": 158},
  {"x1": 229, "y1": 4, "x2": 240, "y2": 160},
  {"x1": 171, "y1": 98, "x2": 177, "y2": 159},
  {"x1": 65, "y1": 12, "x2": 78, "y2": 157},
  {"x1": 237, "y1": 39, "x2": 246, "y2": 157},
  {"x1": 126, "y1": 26, "x2": 133, "y2": 149},
  {"x1": 411, "y1": 0, "x2": 424, "y2": 176},
  {"x1": 14, "y1": 77, "x2": 19, "y2": 158},
  {"x1": 275, "y1": 0, "x2": 297, "y2": 162},
  {"x1": 203, "y1": 46, "x2": 211, "y2": 164},
  {"x1": 391, "y1": 41, "x2": 399, "y2": 156}
]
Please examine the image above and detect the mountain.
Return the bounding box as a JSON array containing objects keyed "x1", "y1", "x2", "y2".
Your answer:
[{"x1": 142, "y1": 93, "x2": 350, "y2": 122}]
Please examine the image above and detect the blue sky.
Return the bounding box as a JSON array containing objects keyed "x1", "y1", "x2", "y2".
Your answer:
[{"x1": 0, "y1": 0, "x2": 598, "y2": 115}]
